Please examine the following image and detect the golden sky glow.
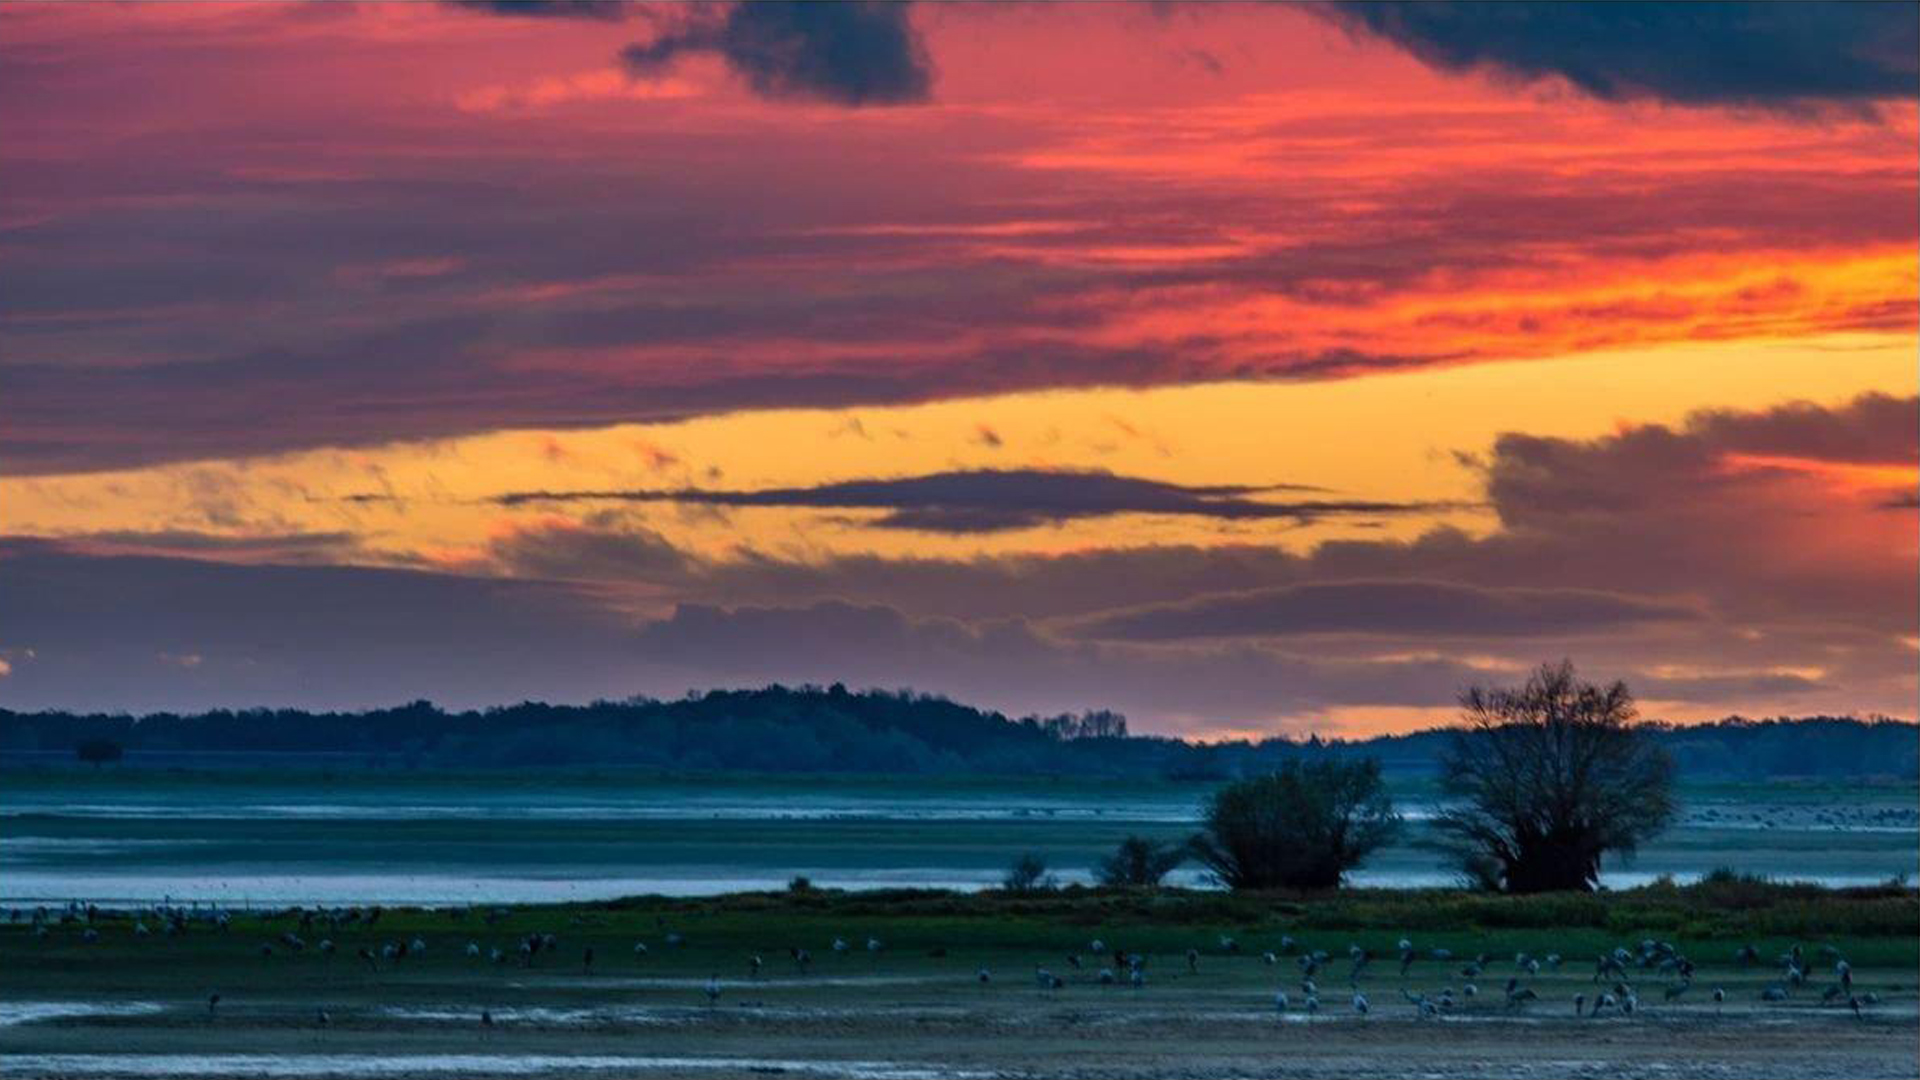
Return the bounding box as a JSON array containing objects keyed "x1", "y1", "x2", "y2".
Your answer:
[{"x1": 1, "y1": 2, "x2": 1915, "y2": 734}]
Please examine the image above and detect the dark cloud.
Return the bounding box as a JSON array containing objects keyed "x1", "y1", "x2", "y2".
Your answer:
[
  {"x1": 1069, "y1": 580, "x2": 1701, "y2": 641},
  {"x1": 488, "y1": 468, "x2": 1439, "y2": 533},
  {"x1": 630, "y1": 599, "x2": 1489, "y2": 723},
  {"x1": 622, "y1": 1, "x2": 931, "y2": 106},
  {"x1": 1683, "y1": 392, "x2": 1918, "y2": 466},
  {"x1": 1320, "y1": 1, "x2": 1919, "y2": 107},
  {"x1": 0, "y1": 539, "x2": 642, "y2": 713},
  {"x1": 445, "y1": 0, "x2": 631, "y2": 20}
]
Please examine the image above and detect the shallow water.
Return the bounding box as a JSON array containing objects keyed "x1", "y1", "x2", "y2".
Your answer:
[
  {"x1": 0, "y1": 1001, "x2": 164, "y2": 1026},
  {"x1": 3, "y1": 772, "x2": 1912, "y2": 905},
  {"x1": 0, "y1": 1055, "x2": 985, "y2": 1079}
]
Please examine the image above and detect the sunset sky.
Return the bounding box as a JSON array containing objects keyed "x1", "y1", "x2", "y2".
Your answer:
[{"x1": 2, "y1": 1, "x2": 1915, "y2": 736}]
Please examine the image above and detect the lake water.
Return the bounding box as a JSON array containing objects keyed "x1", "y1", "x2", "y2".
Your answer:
[{"x1": 2, "y1": 771, "x2": 1913, "y2": 905}]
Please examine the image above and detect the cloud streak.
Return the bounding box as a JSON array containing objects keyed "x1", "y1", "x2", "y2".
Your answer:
[{"x1": 488, "y1": 468, "x2": 1443, "y2": 533}]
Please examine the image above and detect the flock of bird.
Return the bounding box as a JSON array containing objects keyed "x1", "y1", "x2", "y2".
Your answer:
[{"x1": 9, "y1": 901, "x2": 1886, "y2": 1029}]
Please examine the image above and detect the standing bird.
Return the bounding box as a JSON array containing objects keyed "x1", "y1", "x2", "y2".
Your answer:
[
  {"x1": 749, "y1": 955, "x2": 763, "y2": 979},
  {"x1": 1273, "y1": 990, "x2": 1289, "y2": 1014},
  {"x1": 977, "y1": 967, "x2": 992, "y2": 987},
  {"x1": 1712, "y1": 987, "x2": 1726, "y2": 1011},
  {"x1": 704, "y1": 975, "x2": 721, "y2": 1007},
  {"x1": 1186, "y1": 948, "x2": 1199, "y2": 974},
  {"x1": 1351, "y1": 991, "x2": 1369, "y2": 1016},
  {"x1": 207, "y1": 992, "x2": 221, "y2": 1017}
]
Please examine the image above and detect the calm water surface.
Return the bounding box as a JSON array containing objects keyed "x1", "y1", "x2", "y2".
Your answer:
[{"x1": 2, "y1": 771, "x2": 1912, "y2": 905}]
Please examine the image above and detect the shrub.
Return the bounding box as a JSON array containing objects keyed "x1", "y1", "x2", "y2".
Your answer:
[
  {"x1": 1189, "y1": 758, "x2": 1398, "y2": 890},
  {"x1": 1096, "y1": 836, "x2": 1187, "y2": 888},
  {"x1": 1002, "y1": 852, "x2": 1055, "y2": 894}
]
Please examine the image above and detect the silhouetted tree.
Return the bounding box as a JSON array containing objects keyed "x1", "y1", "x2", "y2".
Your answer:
[
  {"x1": 75, "y1": 738, "x2": 123, "y2": 768},
  {"x1": 1429, "y1": 662, "x2": 1676, "y2": 894},
  {"x1": 1095, "y1": 835, "x2": 1186, "y2": 888},
  {"x1": 1190, "y1": 759, "x2": 1398, "y2": 890},
  {"x1": 1002, "y1": 852, "x2": 1054, "y2": 893}
]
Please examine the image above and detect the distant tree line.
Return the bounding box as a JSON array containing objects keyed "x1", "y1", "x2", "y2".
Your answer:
[{"x1": 0, "y1": 682, "x2": 1912, "y2": 781}]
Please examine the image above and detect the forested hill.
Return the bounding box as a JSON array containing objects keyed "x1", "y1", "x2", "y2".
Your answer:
[{"x1": 1, "y1": 685, "x2": 1913, "y2": 781}]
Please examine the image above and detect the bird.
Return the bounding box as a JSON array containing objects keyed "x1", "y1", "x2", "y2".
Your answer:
[
  {"x1": 1712, "y1": 987, "x2": 1726, "y2": 1010},
  {"x1": 977, "y1": 967, "x2": 991, "y2": 986},
  {"x1": 704, "y1": 975, "x2": 721, "y2": 1007},
  {"x1": 582, "y1": 947, "x2": 595, "y2": 975},
  {"x1": 480, "y1": 1008, "x2": 494, "y2": 1030},
  {"x1": 1097, "y1": 968, "x2": 1115, "y2": 985},
  {"x1": 1186, "y1": 948, "x2": 1199, "y2": 974},
  {"x1": 1130, "y1": 967, "x2": 1146, "y2": 990},
  {"x1": 1351, "y1": 991, "x2": 1369, "y2": 1016},
  {"x1": 207, "y1": 992, "x2": 221, "y2": 1017},
  {"x1": 1261, "y1": 951, "x2": 1277, "y2": 966},
  {"x1": 1573, "y1": 993, "x2": 1586, "y2": 1016},
  {"x1": 832, "y1": 937, "x2": 850, "y2": 956},
  {"x1": 1274, "y1": 990, "x2": 1289, "y2": 1013},
  {"x1": 633, "y1": 942, "x2": 649, "y2": 957},
  {"x1": 1090, "y1": 939, "x2": 1106, "y2": 954},
  {"x1": 749, "y1": 955, "x2": 763, "y2": 978},
  {"x1": 1304, "y1": 993, "x2": 1320, "y2": 1016},
  {"x1": 465, "y1": 942, "x2": 481, "y2": 959},
  {"x1": 1066, "y1": 953, "x2": 1081, "y2": 970}
]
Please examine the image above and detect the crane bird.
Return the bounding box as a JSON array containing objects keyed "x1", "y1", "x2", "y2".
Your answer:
[
  {"x1": 1098, "y1": 968, "x2": 1115, "y2": 985},
  {"x1": 1130, "y1": 966, "x2": 1146, "y2": 990},
  {"x1": 704, "y1": 975, "x2": 722, "y2": 1007},
  {"x1": 832, "y1": 937, "x2": 850, "y2": 956},
  {"x1": 207, "y1": 992, "x2": 221, "y2": 1017},
  {"x1": 749, "y1": 955, "x2": 763, "y2": 978},
  {"x1": 1351, "y1": 991, "x2": 1369, "y2": 1016},
  {"x1": 1712, "y1": 987, "x2": 1726, "y2": 1011},
  {"x1": 1186, "y1": 948, "x2": 1199, "y2": 974},
  {"x1": 1304, "y1": 993, "x2": 1319, "y2": 1017},
  {"x1": 977, "y1": 967, "x2": 991, "y2": 986},
  {"x1": 1090, "y1": 939, "x2": 1106, "y2": 954}
]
